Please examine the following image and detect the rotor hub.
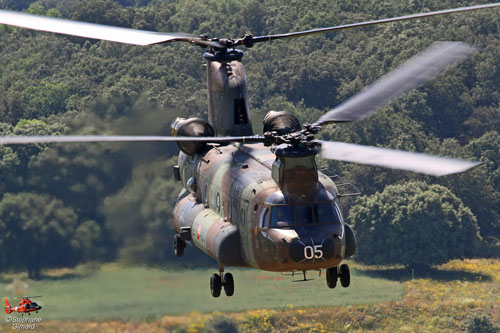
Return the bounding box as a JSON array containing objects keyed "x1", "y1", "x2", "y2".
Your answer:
[{"x1": 203, "y1": 48, "x2": 244, "y2": 62}]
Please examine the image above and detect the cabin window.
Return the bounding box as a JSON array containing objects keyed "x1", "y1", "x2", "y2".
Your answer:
[
  {"x1": 234, "y1": 98, "x2": 248, "y2": 124},
  {"x1": 216, "y1": 193, "x2": 221, "y2": 211},
  {"x1": 269, "y1": 205, "x2": 294, "y2": 228}
]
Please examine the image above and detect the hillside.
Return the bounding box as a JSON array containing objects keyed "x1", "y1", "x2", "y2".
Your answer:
[{"x1": 0, "y1": 0, "x2": 498, "y2": 281}]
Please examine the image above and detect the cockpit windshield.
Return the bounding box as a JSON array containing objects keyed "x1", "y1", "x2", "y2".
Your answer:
[
  {"x1": 268, "y1": 201, "x2": 341, "y2": 227},
  {"x1": 270, "y1": 206, "x2": 294, "y2": 228},
  {"x1": 314, "y1": 202, "x2": 341, "y2": 224},
  {"x1": 295, "y1": 205, "x2": 314, "y2": 225}
]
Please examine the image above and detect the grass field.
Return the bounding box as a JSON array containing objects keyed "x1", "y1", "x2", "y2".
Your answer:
[
  {"x1": 1, "y1": 259, "x2": 499, "y2": 332},
  {"x1": 0, "y1": 262, "x2": 404, "y2": 321}
]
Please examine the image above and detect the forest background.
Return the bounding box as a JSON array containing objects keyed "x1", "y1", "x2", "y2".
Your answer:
[{"x1": 0, "y1": 0, "x2": 499, "y2": 279}]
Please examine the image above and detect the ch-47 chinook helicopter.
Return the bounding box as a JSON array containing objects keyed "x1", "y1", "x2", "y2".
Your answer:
[{"x1": 0, "y1": 3, "x2": 496, "y2": 297}]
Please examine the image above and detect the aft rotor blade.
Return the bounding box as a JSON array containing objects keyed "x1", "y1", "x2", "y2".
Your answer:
[
  {"x1": 0, "y1": 9, "x2": 223, "y2": 48},
  {"x1": 313, "y1": 42, "x2": 475, "y2": 126},
  {"x1": 246, "y1": 3, "x2": 500, "y2": 45},
  {"x1": 0, "y1": 135, "x2": 265, "y2": 145},
  {"x1": 319, "y1": 141, "x2": 479, "y2": 176}
]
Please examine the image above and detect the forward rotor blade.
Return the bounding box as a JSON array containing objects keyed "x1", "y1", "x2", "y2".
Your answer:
[
  {"x1": 0, "y1": 135, "x2": 264, "y2": 145},
  {"x1": 319, "y1": 141, "x2": 479, "y2": 176},
  {"x1": 313, "y1": 42, "x2": 475, "y2": 126},
  {"x1": 0, "y1": 10, "x2": 223, "y2": 48},
  {"x1": 245, "y1": 3, "x2": 500, "y2": 45}
]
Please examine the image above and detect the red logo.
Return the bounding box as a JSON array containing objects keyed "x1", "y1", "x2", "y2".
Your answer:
[{"x1": 197, "y1": 224, "x2": 202, "y2": 240}]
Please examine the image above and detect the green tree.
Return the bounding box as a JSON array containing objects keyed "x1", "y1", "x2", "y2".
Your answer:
[
  {"x1": 69, "y1": 0, "x2": 133, "y2": 28},
  {"x1": 424, "y1": 136, "x2": 500, "y2": 243},
  {"x1": 0, "y1": 193, "x2": 85, "y2": 279},
  {"x1": 23, "y1": 81, "x2": 71, "y2": 118},
  {"x1": 350, "y1": 181, "x2": 481, "y2": 270},
  {"x1": 0, "y1": 0, "x2": 35, "y2": 10},
  {"x1": 0, "y1": 146, "x2": 20, "y2": 193}
]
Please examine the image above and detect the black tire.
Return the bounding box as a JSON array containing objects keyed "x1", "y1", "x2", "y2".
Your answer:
[
  {"x1": 340, "y1": 264, "x2": 350, "y2": 288},
  {"x1": 173, "y1": 234, "x2": 185, "y2": 257},
  {"x1": 326, "y1": 267, "x2": 338, "y2": 288},
  {"x1": 210, "y1": 274, "x2": 222, "y2": 298},
  {"x1": 223, "y1": 273, "x2": 234, "y2": 297}
]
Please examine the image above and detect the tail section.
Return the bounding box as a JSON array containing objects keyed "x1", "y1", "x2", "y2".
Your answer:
[{"x1": 4, "y1": 299, "x2": 12, "y2": 314}]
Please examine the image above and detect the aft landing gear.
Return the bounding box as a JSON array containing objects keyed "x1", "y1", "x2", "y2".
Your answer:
[
  {"x1": 223, "y1": 272, "x2": 234, "y2": 296},
  {"x1": 339, "y1": 264, "x2": 350, "y2": 287},
  {"x1": 210, "y1": 274, "x2": 222, "y2": 297},
  {"x1": 173, "y1": 234, "x2": 186, "y2": 257},
  {"x1": 210, "y1": 265, "x2": 234, "y2": 297},
  {"x1": 326, "y1": 266, "x2": 338, "y2": 288},
  {"x1": 326, "y1": 264, "x2": 350, "y2": 288}
]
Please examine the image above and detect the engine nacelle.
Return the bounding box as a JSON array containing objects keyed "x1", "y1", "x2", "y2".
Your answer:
[
  {"x1": 170, "y1": 117, "x2": 215, "y2": 155},
  {"x1": 263, "y1": 111, "x2": 301, "y2": 135}
]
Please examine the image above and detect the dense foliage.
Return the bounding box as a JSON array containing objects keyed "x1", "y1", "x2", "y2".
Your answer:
[
  {"x1": 350, "y1": 181, "x2": 481, "y2": 269},
  {"x1": 0, "y1": 0, "x2": 499, "y2": 276}
]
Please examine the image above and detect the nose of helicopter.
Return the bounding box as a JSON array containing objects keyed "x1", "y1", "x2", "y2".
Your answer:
[{"x1": 267, "y1": 224, "x2": 344, "y2": 269}]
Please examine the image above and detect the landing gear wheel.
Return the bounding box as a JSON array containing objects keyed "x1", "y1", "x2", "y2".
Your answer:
[
  {"x1": 210, "y1": 273, "x2": 222, "y2": 297},
  {"x1": 223, "y1": 272, "x2": 234, "y2": 296},
  {"x1": 340, "y1": 264, "x2": 350, "y2": 288},
  {"x1": 173, "y1": 234, "x2": 185, "y2": 257},
  {"x1": 326, "y1": 267, "x2": 338, "y2": 288}
]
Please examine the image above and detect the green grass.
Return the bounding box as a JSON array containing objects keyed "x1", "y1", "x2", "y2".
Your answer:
[{"x1": 0, "y1": 264, "x2": 405, "y2": 321}]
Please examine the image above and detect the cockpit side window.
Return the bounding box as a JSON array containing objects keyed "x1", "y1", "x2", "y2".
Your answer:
[
  {"x1": 314, "y1": 202, "x2": 341, "y2": 224},
  {"x1": 270, "y1": 206, "x2": 294, "y2": 228}
]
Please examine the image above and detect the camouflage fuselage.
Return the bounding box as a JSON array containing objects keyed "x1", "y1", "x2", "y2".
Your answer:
[{"x1": 173, "y1": 143, "x2": 354, "y2": 272}]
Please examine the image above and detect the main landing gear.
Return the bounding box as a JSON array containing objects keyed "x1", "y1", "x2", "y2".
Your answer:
[
  {"x1": 326, "y1": 264, "x2": 350, "y2": 288},
  {"x1": 210, "y1": 265, "x2": 234, "y2": 297}
]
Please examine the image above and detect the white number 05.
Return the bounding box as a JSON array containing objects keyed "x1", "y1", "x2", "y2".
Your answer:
[{"x1": 304, "y1": 244, "x2": 323, "y2": 259}]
